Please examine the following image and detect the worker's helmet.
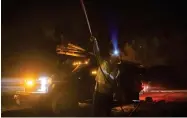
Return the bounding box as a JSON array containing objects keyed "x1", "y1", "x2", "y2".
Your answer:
[
  {"x1": 108, "y1": 40, "x2": 121, "y2": 64},
  {"x1": 109, "y1": 49, "x2": 120, "y2": 57}
]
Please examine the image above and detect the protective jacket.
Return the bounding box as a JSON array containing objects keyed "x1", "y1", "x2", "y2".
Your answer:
[{"x1": 92, "y1": 37, "x2": 120, "y2": 95}]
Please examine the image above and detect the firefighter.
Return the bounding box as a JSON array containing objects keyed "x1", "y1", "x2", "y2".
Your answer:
[{"x1": 90, "y1": 36, "x2": 120, "y2": 117}]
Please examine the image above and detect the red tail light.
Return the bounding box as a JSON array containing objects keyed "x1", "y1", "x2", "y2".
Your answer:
[{"x1": 141, "y1": 85, "x2": 144, "y2": 90}]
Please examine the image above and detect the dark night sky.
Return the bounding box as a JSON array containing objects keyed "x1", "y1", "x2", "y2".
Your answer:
[{"x1": 2, "y1": 0, "x2": 187, "y2": 76}]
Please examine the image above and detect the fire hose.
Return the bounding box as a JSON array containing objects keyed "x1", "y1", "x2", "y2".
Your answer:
[{"x1": 80, "y1": 0, "x2": 111, "y2": 84}]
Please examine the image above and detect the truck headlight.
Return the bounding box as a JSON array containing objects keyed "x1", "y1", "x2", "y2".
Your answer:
[
  {"x1": 25, "y1": 79, "x2": 35, "y2": 87},
  {"x1": 37, "y1": 76, "x2": 52, "y2": 93}
]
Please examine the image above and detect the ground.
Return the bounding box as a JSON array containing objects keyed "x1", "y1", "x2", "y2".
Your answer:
[{"x1": 2, "y1": 91, "x2": 187, "y2": 117}]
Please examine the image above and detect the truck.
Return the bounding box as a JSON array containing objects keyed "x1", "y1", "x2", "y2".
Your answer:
[{"x1": 13, "y1": 43, "x2": 145, "y2": 114}]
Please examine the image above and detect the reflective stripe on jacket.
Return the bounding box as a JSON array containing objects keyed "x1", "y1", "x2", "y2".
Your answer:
[
  {"x1": 95, "y1": 60, "x2": 119, "y2": 95},
  {"x1": 92, "y1": 37, "x2": 120, "y2": 95}
]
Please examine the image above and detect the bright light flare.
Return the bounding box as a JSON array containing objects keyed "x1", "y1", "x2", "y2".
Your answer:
[
  {"x1": 37, "y1": 77, "x2": 48, "y2": 93},
  {"x1": 27, "y1": 81, "x2": 33, "y2": 85},
  {"x1": 142, "y1": 84, "x2": 149, "y2": 92},
  {"x1": 85, "y1": 61, "x2": 88, "y2": 64},
  {"x1": 73, "y1": 60, "x2": 89, "y2": 66},
  {"x1": 73, "y1": 62, "x2": 77, "y2": 66},
  {"x1": 25, "y1": 79, "x2": 34, "y2": 87},
  {"x1": 91, "y1": 70, "x2": 97, "y2": 75},
  {"x1": 40, "y1": 77, "x2": 47, "y2": 85},
  {"x1": 113, "y1": 49, "x2": 119, "y2": 56},
  {"x1": 73, "y1": 61, "x2": 82, "y2": 66}
]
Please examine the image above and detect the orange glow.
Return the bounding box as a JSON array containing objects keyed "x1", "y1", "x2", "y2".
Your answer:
[
  {"x1": 73, "y1": 60, "x2": 89, "y2": 66},
  {"x1": 85, "y1": 61, "x2": 88, "y2": 64},
  {"x1": 25, "y1": 79, "x2": 35, "y2": 87},
  {"x1": 91, "y1": 70, "x2": 97, "y2": 75}
]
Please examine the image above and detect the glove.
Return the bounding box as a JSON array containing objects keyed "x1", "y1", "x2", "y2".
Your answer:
[{"x1": 90, "y1": 36, "x2": 96, "y2": 42}]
